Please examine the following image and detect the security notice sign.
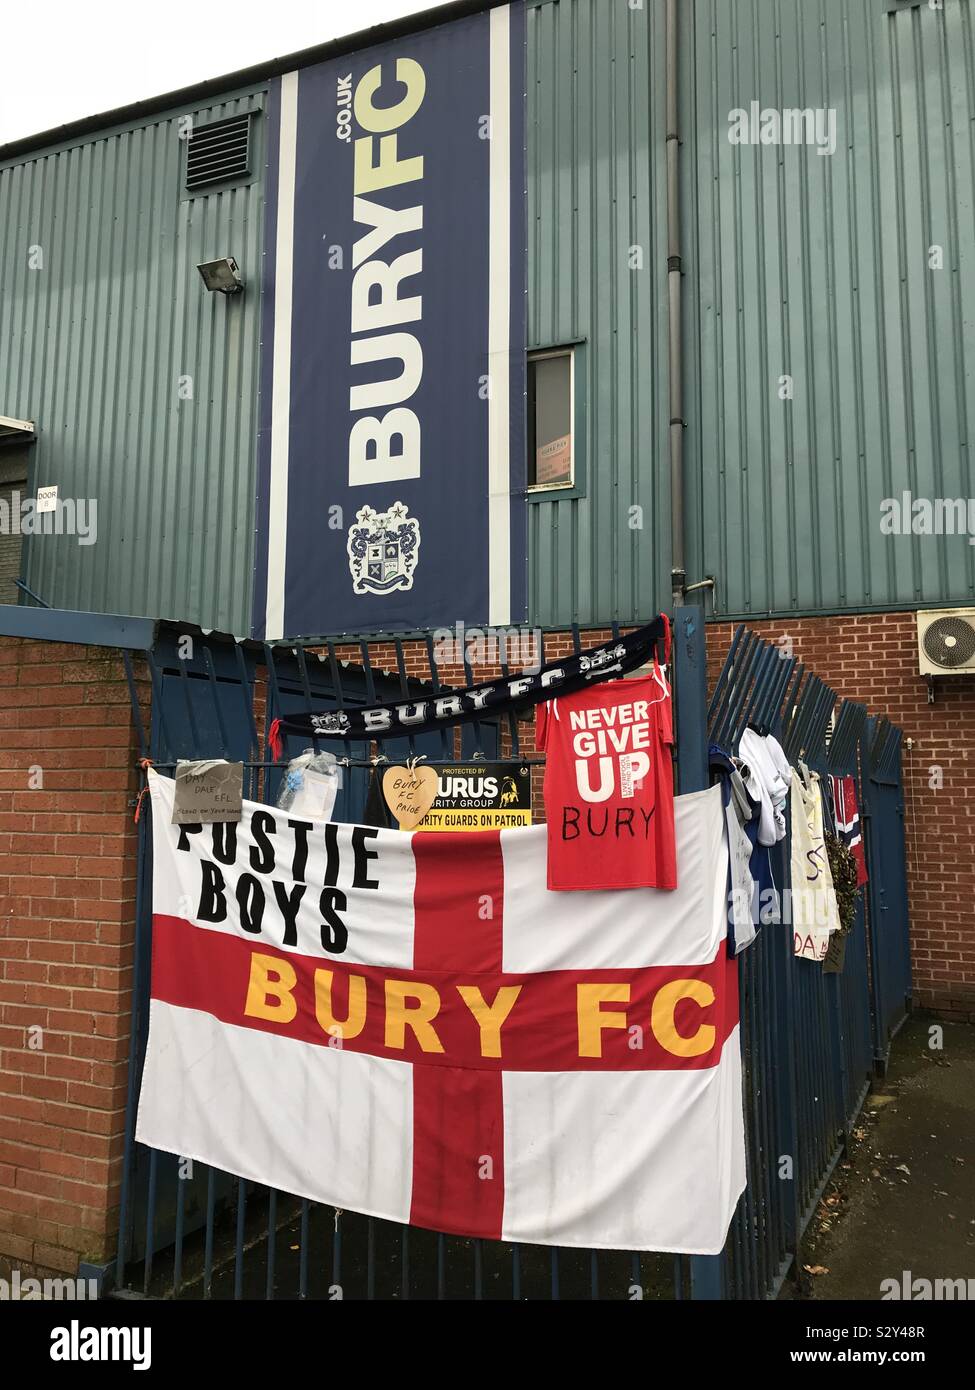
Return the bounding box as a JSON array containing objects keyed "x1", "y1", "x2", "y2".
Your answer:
[
  {"x1": 254, "y1": 4, "x2": 527, "y2": 639},
  {"x1": 418, "y1": 763, "x2": 531, "y2": 831}
]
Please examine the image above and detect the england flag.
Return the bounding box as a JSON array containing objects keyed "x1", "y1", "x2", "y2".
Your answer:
[{"x1": 136, "y1": 771, "x2": 745, "y2": 1253}]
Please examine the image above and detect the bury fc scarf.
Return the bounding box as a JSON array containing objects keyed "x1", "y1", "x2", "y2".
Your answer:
[{"x1": 268, "y1": 617, "x2": 669, "y2": 756}]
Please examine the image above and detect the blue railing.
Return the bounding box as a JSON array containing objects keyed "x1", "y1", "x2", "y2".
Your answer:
[
  {"x1": 112, "y1": 615, "x2": 910, "y2": 1300},
  {"x1": 708, "y1": 625, "x2": 909, "y2": 1300}
]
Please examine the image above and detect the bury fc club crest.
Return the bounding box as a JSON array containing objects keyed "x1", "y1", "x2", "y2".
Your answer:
[
  {"x1": 309, "y1": 710, "x2": 350, "y2": 736},
  {"x1": 347, "y1": 501, "x2": 421, "y2": 596}
]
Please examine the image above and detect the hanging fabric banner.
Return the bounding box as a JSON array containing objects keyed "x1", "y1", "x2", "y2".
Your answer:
[
  {"x1": 252, "y1": 4, "x2": 527, "y2": 640},
  {"x1": 268, "y1": 615, "x2": 668, "y2": 754},
  {"x1": 137, "y1": 772, "x2": 744, "y2": 1254},
  {"x1": 831, "y1": 773, "x2": 869, "y2": 887},
  {"x1": 790, "y1": 768, "x2": 842, "y2": 961}
]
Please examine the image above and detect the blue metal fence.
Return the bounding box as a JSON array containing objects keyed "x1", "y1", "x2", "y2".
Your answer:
[
  {"x1": 113, "y1": 614, "x2": 911, "y2": 1300},
  {"x1": 116, "y1": 620, "x2": 681, "y2": 1301},
  {"x1": 707, "y1": 624, "x2": 909, "y2": 1299},
  {"x1": 862, "y1": 721, "x2": 913, "y2": 1072}
]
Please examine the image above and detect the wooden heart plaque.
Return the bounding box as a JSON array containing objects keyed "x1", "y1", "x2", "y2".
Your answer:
[{"x1": 382, "y1": 765, "x2": 439, "y2": 830}]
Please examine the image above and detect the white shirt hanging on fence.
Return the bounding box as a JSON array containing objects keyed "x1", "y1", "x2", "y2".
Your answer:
[
  {"x1": 738, "y1": 729, "x2": 790, "y2": 846},
  {"x1": 764, "y1": 735, "x2": 792, "y2": 802},
  {"x1": 790, "y1": 768, "x2": 841, "y2": 961},
  {"x1": 725, "y1": 799, "x2": 757, "y2": 954}
]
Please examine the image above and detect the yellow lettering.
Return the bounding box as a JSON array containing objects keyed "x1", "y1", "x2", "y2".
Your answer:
[
  {"x1": 354, "y1": 136, "x2": 424, "y2": 195},
  {"x1": 577, "y1": 983, "x2": 629, "y2": 1058},
  {"x1": 354, "y1": 59, "x2": 426, "y2": 132},
  {"x1": 651, "y1": 979, "x2": 715, "y2": 1058},
  {"x1": 456, "y1": 984, "x2": 522, "y2": 1058},
  {"x1": 244, "y1": 952, "x2": 297, "y2": 1024},
  {"x1": 384, "y1": 980, "x2": 444, "y2": 1053},
  {"x1": 352, "y1": 59, "x2": 425, "y2": 196},
  {"x1": 314, "y1": 969, "x2": 367, "y2": 1040}
]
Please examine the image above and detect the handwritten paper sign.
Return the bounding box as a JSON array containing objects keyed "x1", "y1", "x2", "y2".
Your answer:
[{"x1": 172, "y1": 760, "x2": 243, "y2": 825}]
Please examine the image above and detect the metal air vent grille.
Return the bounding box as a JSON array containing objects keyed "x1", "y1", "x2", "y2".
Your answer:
[{"x1": 186, "y1": 114, "x2": 252, "y2": 192}]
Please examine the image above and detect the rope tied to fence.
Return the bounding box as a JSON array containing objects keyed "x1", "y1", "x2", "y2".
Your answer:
[{"x1": 133, "y1": 758, "x2": 154, "y2": 824}]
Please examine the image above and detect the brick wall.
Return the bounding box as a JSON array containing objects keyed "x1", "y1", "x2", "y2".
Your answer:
[
  {"x1": 0, "y1": 638, "x2": 147, "y2": 1278},
  {"x1": 706, "y1": 612, "x2": 975, "y2": 1021}
]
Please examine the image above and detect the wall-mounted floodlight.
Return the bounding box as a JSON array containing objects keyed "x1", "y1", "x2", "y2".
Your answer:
[
  {"x1": 0, "y1": 415, "x2": 36, "y2": 447},
  {"x1": 196, "y1": 257, "x2": 244, "y2": 295}
]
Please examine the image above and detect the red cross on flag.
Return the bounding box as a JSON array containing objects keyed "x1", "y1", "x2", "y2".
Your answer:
[{"x1": 137, "y1": 771, "x2": 745, "y2": 1254}]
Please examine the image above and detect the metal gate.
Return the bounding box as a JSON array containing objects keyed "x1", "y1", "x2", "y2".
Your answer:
[
  {"x1": 116, "y1": 618, "x2": 682, "y2": 1301},
  {"x1": 113, "y1": 615, "x2": 912, "y2": 1300},
  {"x1": 861, "y1": 719, "x2": 913, "y2": 1071},
  {"x1": 704, "y1": 626, "x2": 906, "y2": 1300}
]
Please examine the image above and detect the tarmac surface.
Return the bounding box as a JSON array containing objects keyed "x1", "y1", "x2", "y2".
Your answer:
[{"x1": 802, "y1": 1016, "x2": 975, "y2": 1301}]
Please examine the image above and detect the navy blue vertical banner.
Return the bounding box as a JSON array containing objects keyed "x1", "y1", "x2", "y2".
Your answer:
[{"x1": 253, "y1": 3, "x2": 527, "y2": 640}]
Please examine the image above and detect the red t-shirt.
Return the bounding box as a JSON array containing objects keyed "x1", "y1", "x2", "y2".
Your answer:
[{"x1": 536, "y1": 665, "x2": 677, "y2": 891}]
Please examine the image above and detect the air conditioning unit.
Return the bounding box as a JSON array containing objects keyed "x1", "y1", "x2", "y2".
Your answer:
[{"x1": 917, "y1": 608, "x2": 975, "y2": 676}]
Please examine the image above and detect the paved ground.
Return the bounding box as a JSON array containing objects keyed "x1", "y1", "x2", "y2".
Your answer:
[{"x1": 802, "y1": 1016, "x2": 975, "y2": 1300}]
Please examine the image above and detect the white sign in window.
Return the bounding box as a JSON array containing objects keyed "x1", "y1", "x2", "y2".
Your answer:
[{"x1": 528, "y1": 351, "x2": 573, "y2": 489}]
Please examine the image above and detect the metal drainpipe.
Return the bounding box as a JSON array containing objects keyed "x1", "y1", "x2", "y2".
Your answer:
[
  {"x1": 668, "y1": 0, "x2": 724, "y2": 1302},
  {"x1": 666, "y1": 0, "x2": 686, "y2": 609}
]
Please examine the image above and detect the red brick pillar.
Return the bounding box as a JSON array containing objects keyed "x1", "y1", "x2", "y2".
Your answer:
[{"x1": 0, "y1": 638, "x2": 147, "y2": 1278}]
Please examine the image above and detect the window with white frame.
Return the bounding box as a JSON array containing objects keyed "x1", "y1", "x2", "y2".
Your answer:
[{"x1": 527, "y1": 348, "x2": 574, "y2": 490}]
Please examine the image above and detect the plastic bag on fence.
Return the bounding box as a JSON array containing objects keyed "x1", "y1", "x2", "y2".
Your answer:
[{"x1": 277, "y1": 749, "x2": 341, "y2": 822}]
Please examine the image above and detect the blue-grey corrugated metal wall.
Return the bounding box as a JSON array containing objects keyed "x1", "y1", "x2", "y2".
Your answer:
[
  {"x1": 526, "y1": 0, "x2": 673, "y2": 625},
  {"x1": 528, "y1": 0, "x2": 975, "y2": 627},
  {"x1": 0, "y1": 92, "x2": 266, "y2": 633},
  {"x1": 686, "y1": 0, "x2": 975, "y2": 619},
  {"x1": 3, "y1": 1, "x2": 974, "y2": 630}
]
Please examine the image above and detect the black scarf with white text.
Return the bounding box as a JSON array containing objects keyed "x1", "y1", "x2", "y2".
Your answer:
[{"x1": 268, "y1": 616, "x2": 669, "y2": 756}]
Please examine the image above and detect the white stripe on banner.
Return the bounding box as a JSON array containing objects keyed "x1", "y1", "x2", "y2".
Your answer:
[
  {"x1": 488, "y1": 5, "x2": 512, "y2": 627},
  {"x1": 265, "y1": 71, "x2": 299, "y2": 641}
]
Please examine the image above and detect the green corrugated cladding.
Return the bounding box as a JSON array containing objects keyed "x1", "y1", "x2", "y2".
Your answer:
[
  {"x1": 526, "y1": 0, "x2": 673, "y2": 625},
  {"x1": 0, "y1": 92, "x2": 266, "y2": 633},
  {"x1": 2, "y1": 0, "x2": 975, "y2": 631},
  {"x1": 686, "y1": 0, "x2": 975, "y2": 619},
  {"x1": 529, "y1": 0, "x2": 975, "y2": 625}
]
